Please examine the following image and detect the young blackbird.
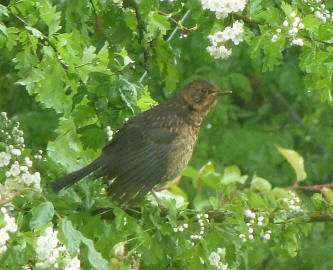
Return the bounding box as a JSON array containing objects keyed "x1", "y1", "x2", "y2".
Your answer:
[{"x1": 52, "y1": 79, "x2": 231, "y2": 204}]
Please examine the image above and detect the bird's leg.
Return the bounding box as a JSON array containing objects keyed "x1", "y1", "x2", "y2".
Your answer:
[
  {"x1": 151, "y1": 190, "x2": 168, "y2": 209},
  {"x1": 154, "y1": 175, "x2": 182, "y2": 192}
]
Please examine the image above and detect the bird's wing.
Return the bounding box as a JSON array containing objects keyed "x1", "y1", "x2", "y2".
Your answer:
[{"x1": 101, "y1": 125, "x2": 176, "y2": 204}]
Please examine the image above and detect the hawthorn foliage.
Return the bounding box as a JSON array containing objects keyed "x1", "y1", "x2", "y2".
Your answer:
[{"x1": 0, "y1": 0, "x2": 333, "y2": 269}]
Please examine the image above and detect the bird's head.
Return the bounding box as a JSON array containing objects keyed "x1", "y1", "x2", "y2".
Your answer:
[{"x1": 180, "y1": 79, "x2": 231, "y2": 114}]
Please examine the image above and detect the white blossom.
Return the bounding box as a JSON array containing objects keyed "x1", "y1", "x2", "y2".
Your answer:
[
  {"x1": 36, "y1": 227, "x2": 81, "y2": 269},
  {"x1": 202, "y1": 0, "x2": 247, "y2": 19},
  {"x1": 208, "y1": 248, "x2": 228, "y2": 270},
  {"x1": 10, "y1": 148, "x2": 21, "y2": 156},
  {"x1": 263, "y1": 233, "x2": 271, "y2": 240},
  {"x1": 208, "y1": 251, "x2": 221, "y2": 266},
  {"x1": 244, "y1": 209, "x2": 252, "y2": 217},
  {"x1": 25, "y1": 157, "x2": 32, "y2": 167},
  {"x1": 64, "y1": 256, "x2": 81, "y2": 270},
  {"x1": 206, "y1": 45, "x2": 232, "y2": 59},
  {"x1": 106, "y1": 126, "x2": 113, "y2": 141},
  {"x1": 206, "y1": 20, "x2": 244, "y2": 59},
  {"x1": 7, "y1": 162, "x2": 20, "y2": 177},
  {"x1": 0, "y1": 207, "x2": 17, "y2": 256},
  {"x1": 0, "y1": 152, "x2": 11, "y2": 167},
  {"x1": 292, "y1": 38, "x2": 304, "y2": 46}
]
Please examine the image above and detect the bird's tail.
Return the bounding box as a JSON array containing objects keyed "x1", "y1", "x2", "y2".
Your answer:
[{"x1": 52, "y1": 156, "x2": 104, "y2": 192}]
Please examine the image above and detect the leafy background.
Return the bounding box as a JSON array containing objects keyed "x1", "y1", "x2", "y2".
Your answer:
[{"x1": 0, "y1": 0, "x2": 333, "y2": 269}]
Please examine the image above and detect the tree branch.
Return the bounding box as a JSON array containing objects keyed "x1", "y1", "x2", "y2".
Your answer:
[
  {"x1": 286, "y1": 182, "x2": 333, "y2": 191},
  {"x1": 158, "y1": 10, "x2": 198, "y2": 34}
]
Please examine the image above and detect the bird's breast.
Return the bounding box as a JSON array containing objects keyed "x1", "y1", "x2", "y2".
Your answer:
[{"x1": 162, "y1": 119, "x2": 199, "y2": 182}]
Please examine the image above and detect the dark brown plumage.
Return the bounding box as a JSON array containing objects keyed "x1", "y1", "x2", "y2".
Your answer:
[{"x1": 52, "y1": 79, "x2": 231, "y2": 204}]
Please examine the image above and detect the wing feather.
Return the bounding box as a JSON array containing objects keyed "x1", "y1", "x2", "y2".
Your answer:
[{"x1": 103, "y1": 125, "x2": 175, "y2": 204}]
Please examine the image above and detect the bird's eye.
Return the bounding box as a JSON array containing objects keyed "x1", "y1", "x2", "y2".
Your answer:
[{"x1": 201, "y1": 88, "x2": 208, "y2": 94}]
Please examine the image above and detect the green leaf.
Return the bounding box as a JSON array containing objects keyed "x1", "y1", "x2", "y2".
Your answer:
[
  {"x1": 39, "y1": 1, "x2": 62, "y2": 35},
  {"x1": 256, "y1": 7, "x2": 281, "y2": 26},
  {"x1": 81, "y1": 236, "x2": 109, "y2": 270},
  {"x1": 0, "y1": 23, "x2": 7, "y2": 37},
  {"x1": 72, "y1": 97, "x2": 98, "y2": 128},
  {"x1": 149, "y1": 11, "x2": 171, "y2": 35},
  {"x1": 249, "y1": 35, "x2": 264, "y2": 58},
  {"x1": 311, "y1": 193, "x2": 325, "y2": 210},
  {"x1": 228, "y1": 73, "x2": 252, "y2": 102},
  {"x1": 60, "y1": 219, "x2": 108, "y2": 270},
  {"x1": 318, "y1": 23, "x2": 333, "y2": 43},
  {"x1": 246, "y1": 0, "x2": 262, "y2": 18},
  {"x1": 182, "y1": 166, "x2": 200, "y2": 179},
  {"x1": 0, "y1": 4, "x2": 8, "y2": 18},
  {"x1": 251, "y1": 175, "x2": 272, "y2": 191},
  {"x1": 303, "y1": 14, "x2": 320, "y2": 34},
  {"x1": 276, "y1": 145, "x2": 307, "y2": 182},
  {"x1": 200, "y1": 161, "x2": 215, "y2": 174},
  {"x1": 135, "y1": 0, "x2": 159, "y2": 18},
  {"x1": 322, "y1": 187, "x2": 333, "y2": 202},
  {"x1": 59, "y1": 219, "x2": 82, "y2": 254},
  {"x1": 165, "y1": 63, "x2": 179, "y2": 92},
  {"x1": 168, "y1": 181, "x2": 188, "y2": 202},
  {"x1": 221, "y1": 165, "x2": 248, "y2": 185},
  {"x1": 281, "y1": 2, "x2": 294, "y2": 17},
  {"x1": 30, "y1": 202, "x2": 54, "y2": 229},
  {"x1": 202, "y1": 171, "x2": 223, "y2": 190},
  {"x1": 35, "y1": 61, "x2": 74, "y2": 114},
  {"x1": 47, "y1": 117, "x2": 84, "y2": 170},
  {"x1": 25, "y1": 26, "x2": 44, "y2": 39},
  {"x1": 154, "y1": 190, "x2": 187, "y2": 211},
  {"x1": 263, "y1": 35, "x2": 285, "y2": 71},
  {"x1": 136, "y1": 86, "x2": 158, "y2": 112},
  {"x1": 116, "y1": 49, "x2": 134, "y2": 67}
]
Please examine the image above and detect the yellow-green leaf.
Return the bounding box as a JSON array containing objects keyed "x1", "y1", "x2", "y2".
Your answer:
[
  {"x1": 251, "y1": 175, "x2": 272, "y2": 191},
  {"x1": 276, "y1": 145, "x2": 307, "y2": 182},
  {"x1": 322, "y1": 187, "x2": 333, "y2": 202}
]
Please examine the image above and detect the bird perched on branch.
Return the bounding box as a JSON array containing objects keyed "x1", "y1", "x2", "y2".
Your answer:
[{"x1": 52, "y1": 79, "x2": 231, "y2": 204}]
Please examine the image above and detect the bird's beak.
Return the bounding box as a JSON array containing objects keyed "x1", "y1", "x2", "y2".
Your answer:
[{"x1": 214, "y1": 88, "x2": 232, "y2": 96}]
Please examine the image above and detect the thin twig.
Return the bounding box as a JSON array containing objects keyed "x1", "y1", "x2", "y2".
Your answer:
[
  {"x1": 139, "y1": 9, "x2": 191, "y2": 83},
  {"x1": 7, "y1": 0, "x2": 23, "y2": 8},
  {"x1": 233, "y1": 13, "x2": 265, "y2": 25},
  {"x1": 286, "y1": 182, "x2": 333, "y2": 191},
  {"x1": 272, "y1": 89, "x2": 329, "y2": 154},
  {"x1": 1, "y1": 187, "x2": 62, "y2": 220},
  {"x1": 89, "y1": 0, "x2": 98, "y2": 17}
]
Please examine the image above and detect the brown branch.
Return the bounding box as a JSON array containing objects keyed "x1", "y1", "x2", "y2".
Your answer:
[
  {"x1": 158, "y1": 10, "x2": 198, "y2": 34},
  {"x1": 270, "y1": 209, "x2": 333, "y2": 223},
  {"x1": 286, "y1": 182, "x2": 333, "y2": 191}
]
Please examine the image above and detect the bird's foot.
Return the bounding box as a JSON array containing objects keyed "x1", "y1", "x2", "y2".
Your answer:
[{"x1": 151, "y1": 190, "x2": 168, "y2": 210}]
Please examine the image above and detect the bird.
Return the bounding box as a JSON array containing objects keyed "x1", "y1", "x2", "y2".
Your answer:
[{"x1": 52, "y1": 79, "x2": 231, "y2": 205}]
